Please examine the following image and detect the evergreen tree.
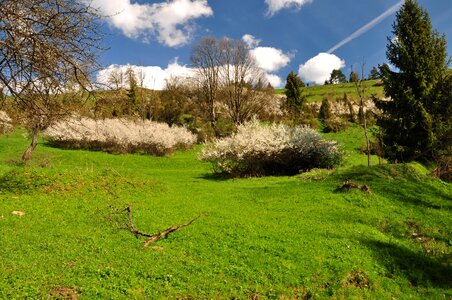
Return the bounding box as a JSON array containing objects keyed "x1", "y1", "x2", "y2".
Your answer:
[
  {"x1": 329, "y1": 69, "x2": 347, "y2": 84},
  {"x1": 125, "y1": 67, "x2": 138, "y2": 114},
  {"x1": 349, "y1": 71, "x2": 359, "y2": 83},
  {"x1": 343, "y1": 93, "x2": 355, "y2": 122},
  {"x1": 368, "y1": 66, "x2": 381, "y2": 80},
  {"x1": 284, "y1": 71, "x2": 305, "y2": 112},
  {"x1": 318, "y1": 97, "x2": 332, "y2": 121},
  {"x1": 375, "y1": 0, "x2": 449, "y2": 162}
]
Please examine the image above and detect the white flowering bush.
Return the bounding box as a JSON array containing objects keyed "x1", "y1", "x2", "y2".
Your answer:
[
  {"x1": 0, "y1": 111, "x2": 13, "y2": 134},
  {"x1": 200, "y1": 120, "x2": 342, "y2": 176},
  {"x1": 44, "y1": 117, "x2": 196, "y2": 156}
]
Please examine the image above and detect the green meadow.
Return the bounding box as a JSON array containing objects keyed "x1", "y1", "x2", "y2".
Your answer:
[
  {"x1": 275, "y1": 80, "x2": 385, "y2": 103},
  {"x1": 0, "y1": 126, "x2": 450, "y2": 299}
]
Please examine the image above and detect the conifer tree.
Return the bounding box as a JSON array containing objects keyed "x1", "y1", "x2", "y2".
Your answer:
[
  {"x1": 284, "y1": 71, "x2": 305, "y2": 113},
  {"x1": 375, "y1": 0, "x2": 449, "y2": 162},
  {"x1": 349, "y1": 71, "x2": 359, "y2": 83},
  {"x1": 329, "y1": 69, "x2": 347, "y2": 84},
  {"x1": 318, "y1": 97, "x2": 332, "y2": 121},
  {"x1": 368, "y1": 66, "x2": 381, "y2": 80}
]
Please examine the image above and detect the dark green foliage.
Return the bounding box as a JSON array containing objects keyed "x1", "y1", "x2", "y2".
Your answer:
[
  {"x1": 125, "y1": 68, "x2": 138, "y2": 114},
  {"x1": 349, "y1": 71, "x2": 359, "y2": 83},
  {"x1": 343, "y1": 93, "x2": 356, "y2": 122},
  {"x1": 430, "y1": 71, "x2": 452, "y2": 158},
  {"x1": 284, "y1": 71, "x2": 305, "y2": 113},
  {"x1": 319, "y1": 97, "x2": 332, "y2": 121},
  {"x1": 375, "y1": 0, "x2": 449, "y2": 162},
  {"x1": 318, "y1": 96, "x2": 348, "y2": 133},
  {"x1": 329, "y1": 69, "x2": 347, "y2": 84},
  {"x1": 368, "y1": 66, "x2": 382, "y2": 80}
]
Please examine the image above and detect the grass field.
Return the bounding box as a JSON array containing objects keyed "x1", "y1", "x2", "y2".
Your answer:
[
  {"x1": 275, "y1": 80, "x2": 385, "y2": 103},
  {"x1": 0, "y1": 127, "x2": 450, "y2": 299}
]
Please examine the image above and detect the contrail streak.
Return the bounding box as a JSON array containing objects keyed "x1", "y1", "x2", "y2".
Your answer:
[{"x1": 327, "y1": 0, "x2": 404, "y2": 54}]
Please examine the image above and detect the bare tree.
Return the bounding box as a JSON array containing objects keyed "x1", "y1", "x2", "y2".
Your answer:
[
  {"x1": 219, "y1": 39, "x2": 266, "y2": 125},
  {"x1": 136, "y1": 68, "x2": 148, "y2": 120},
  {"x1": 353, "y1": 63, "x2": 371, "y2": 166},
  {"x1": 0, "y1": 0, "x2": 103, "y2": 160},
  {"x1": 191, "y1": 36, "x2": 221, "y2": 134},
  {"x1": 191, "y1": 36, "x2": 268, "y2": 130},
  {"x1": 107, "y1": 69, "x2": 125, "y2": 91}
]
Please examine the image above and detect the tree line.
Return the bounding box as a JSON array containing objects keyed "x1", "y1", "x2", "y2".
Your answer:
[{"x1": 0, "y1": 0, "x2": 450, "y2": 174}]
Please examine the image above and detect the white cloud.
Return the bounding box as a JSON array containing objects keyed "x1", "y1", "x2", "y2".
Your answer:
[
  {"x1": 98, "y1": 60, "x2": 286, "y2": 89},
  {"x1": 265, "y1": 0, "x2": 313, "y2": 17},
  {"x1": 242, "y1": 34, "x2": 261, "y2": 48},
  {"x1": 265, "y1": 74, "x2": 283, "y2": 88},
  {"x1": 250, "y1": 47, "x2": 291, "y2": 73},
  {"x1": 241, "y1": 34, "x2": 290, "y2": 88},
  {"x1": 97, "y1": 59, "x2": 195, "y2": 90},
  {"x1": 298, "y1": 53, "x2": 345, "y2": 85},
  {"x1": 87, "y1": 0, "x2": 213, "y2": 47}
]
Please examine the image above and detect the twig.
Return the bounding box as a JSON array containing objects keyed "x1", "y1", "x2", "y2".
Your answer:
[
  {"x1": 123, "y1": 206, "x2": 155, "y2": 238},
  {"x1": 121, "y1": 206, "x2": 201, "y2": 247}
]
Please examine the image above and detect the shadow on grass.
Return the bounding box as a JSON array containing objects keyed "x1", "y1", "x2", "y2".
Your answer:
[
  {"x1": 333, "y1": 164, "x2": 452, "y2": 210},
  {"x1": 197, "y1": 172, "x2": 232, "y2": 182},
  {"x1": 0, "y1": 169, "x2": 52, "y2": 194},
  {"x1": 360, "y1": 239, "x2": 452, "y2": 289}
]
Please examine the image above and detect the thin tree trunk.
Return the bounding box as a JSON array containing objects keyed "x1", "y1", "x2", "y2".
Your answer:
[
  {"x1": 378, "y1": 127, "x2": 383, "y2": 165},
  {"x1": 354, "y1": 63, "x2": 371, "y2": 167},
  {"x1": 361, "y1": 100, "x2": 371, "y2": 167},
  {"x1": 22, "y1": 127, "x2": 39, "y2": 161},
  {"x1": 209, "y1": 101, "x2": 217, "y2": 136}
]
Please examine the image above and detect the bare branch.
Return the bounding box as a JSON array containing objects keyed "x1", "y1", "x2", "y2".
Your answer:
[
  {"x1": 114, "y1": 206, "x2": 201, "y2": 248},
  {"x1": 0, "y1": 0, "x2": 104, "y2": 160}
]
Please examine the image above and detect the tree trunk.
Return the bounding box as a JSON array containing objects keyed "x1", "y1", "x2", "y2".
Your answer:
[
  {"x1": 22, "y1": 127, "x2": 40, "y2": 161},
  {"x1": 361, "y1": 100, "x2": 371, "y2": 167},
  {"x1": 209, "y1": 102, "x2": 217, "y2": 137}
]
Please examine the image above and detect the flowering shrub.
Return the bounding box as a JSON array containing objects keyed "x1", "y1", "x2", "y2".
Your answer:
[
  {"x1": 0, "y1": 111, "x2": 13, "y2": 134},
  {"x1": 44, "y1": 117, "x2": 196, "y2": 156},
  {"x1": 200, "y1": 120, "x2": 342, "y2": 176}
]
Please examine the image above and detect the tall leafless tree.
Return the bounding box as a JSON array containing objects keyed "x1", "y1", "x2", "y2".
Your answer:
[
  {"x1": 191, "y1": 36, "x2": 221, "y2": 134},
  {"x1": 0, "y1": 0, "x2": 103, "y2": 160},
  {"x1": 219, "y1": 39, "x2": 266, "y2": 125},
  {"x1": 353, "y1": 63, "x2": 371, "y2": 166},
  {"x1": 191, "y1": 36, "x2": 268, "y2": 131},
  {"x1": 107, "y1": 69, "x2": 125, "y2": 91}
]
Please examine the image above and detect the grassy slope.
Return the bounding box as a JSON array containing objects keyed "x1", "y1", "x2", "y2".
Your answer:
[
  {"x1": 0, "y1": 128, "x2": 450, "y2": 299},
  {"x1": 275, "y1": 80, "x2": 385, "y2": 103}
]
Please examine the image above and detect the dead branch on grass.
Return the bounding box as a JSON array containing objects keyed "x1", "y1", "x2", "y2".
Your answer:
[
  {"x1": 113, "y1": 206, "x2": 201, "y2": 247},
  {"x1": 336, "y1": 179, "x2": 371, "y2": 193}
]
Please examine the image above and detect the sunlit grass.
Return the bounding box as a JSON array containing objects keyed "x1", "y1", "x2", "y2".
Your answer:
[
  {"x1": 0, "y1": 128, "x2": 450, "y2": 299},
  {"x1": 275, "y1": 80, "x2": 385, "y2": 103}
]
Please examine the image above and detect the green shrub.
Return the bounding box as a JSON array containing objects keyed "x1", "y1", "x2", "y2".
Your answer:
[
  {"x1": 324, "y1": 117, "x2": 349, "y2": 133},
  {"x1": 319, "y1": 97, "x2": 332, "y2": 121}
]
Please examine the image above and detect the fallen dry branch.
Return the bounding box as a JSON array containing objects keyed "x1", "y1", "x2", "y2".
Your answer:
[
  {"x1": 120, "y1": 206, "x2": 201, "y2": 247},
  {"x1": 336, "y1": 179, "x2": 371, "y2": 193}
]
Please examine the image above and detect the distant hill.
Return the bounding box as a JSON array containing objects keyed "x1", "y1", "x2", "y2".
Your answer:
[{"x1": 275, "y1": 80, "x2": 385, "y2": 103}]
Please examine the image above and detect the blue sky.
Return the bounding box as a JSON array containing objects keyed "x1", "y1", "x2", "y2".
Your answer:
[{"x1": 92, "y1": 0, "x2": 452, "y2": 88}]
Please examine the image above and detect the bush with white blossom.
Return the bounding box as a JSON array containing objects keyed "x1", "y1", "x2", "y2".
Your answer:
[
  {"x1": 0, "y1": 111, "x2": 13, "y2": 134},
  {"x1": 44, "y1": 117, "x2": 196, "y2": 156},
  {"x1": 200, "y1": 120, "x2": 342, "y2": 176}
]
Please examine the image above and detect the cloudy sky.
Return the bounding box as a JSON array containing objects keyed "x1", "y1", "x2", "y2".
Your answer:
[{"x1": 92, "y1": 0, "x2": 452, "y2": 89}]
